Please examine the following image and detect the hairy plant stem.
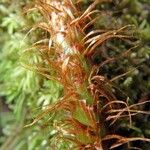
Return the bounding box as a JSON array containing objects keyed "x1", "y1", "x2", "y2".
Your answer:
[
  {"x1": 26, "y1": 0, "x2": 105, "y2": 149},
  {"x1": 48, "y1": 1, "x2": 104, "y2": 149}
]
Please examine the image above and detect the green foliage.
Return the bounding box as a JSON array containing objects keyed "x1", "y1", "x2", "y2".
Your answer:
[
  {"x1": 93, "y1": 0, "x2": 150, "y2": 102},
  {"x1": 96, "y1": 1, "x2": 150, "y2": 148},
  {"x1": 0, "y1": 1, "x2": 61, "y2": 149}
]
